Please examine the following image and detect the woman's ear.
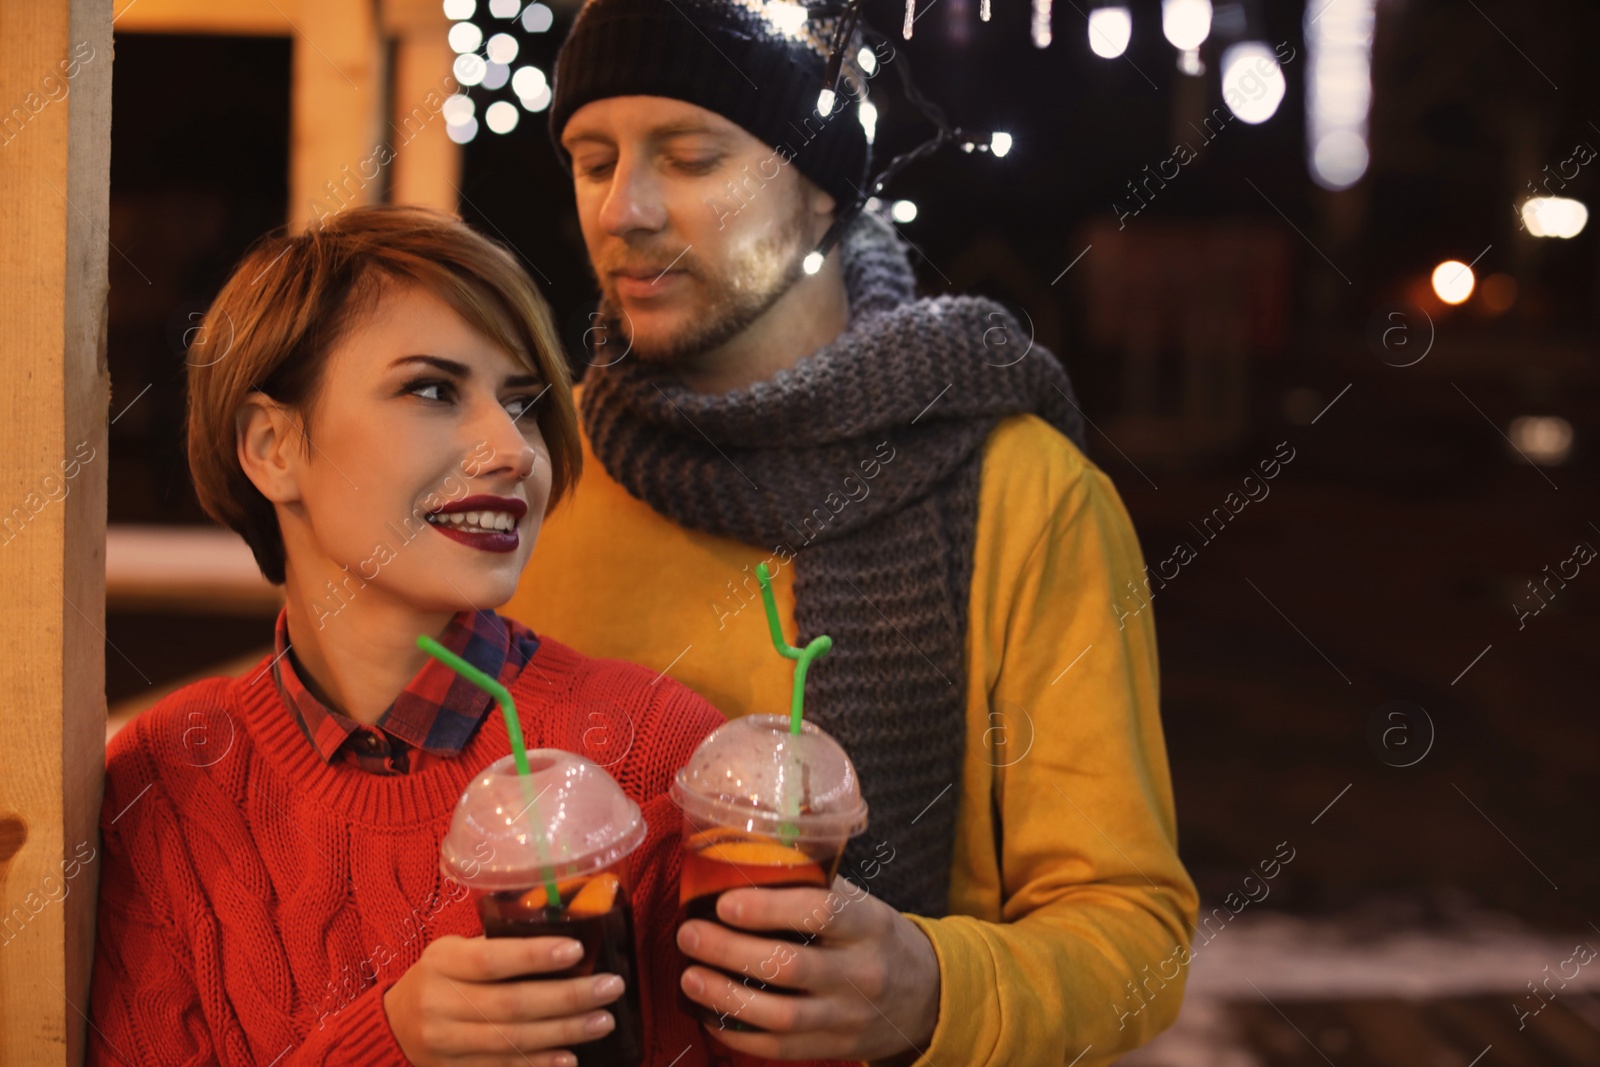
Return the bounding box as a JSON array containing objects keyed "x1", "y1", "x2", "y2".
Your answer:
[{"x1": 237, "y1": 393, "x2": 304, "y2": 505}]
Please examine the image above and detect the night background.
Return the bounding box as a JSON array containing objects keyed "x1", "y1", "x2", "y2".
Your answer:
[{"x1": 101, "y1": 0, "x2": 1599, "y2": 1061}]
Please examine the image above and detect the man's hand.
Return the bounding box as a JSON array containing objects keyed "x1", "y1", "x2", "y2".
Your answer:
[
  {"x1": 676, "y1": 877, "x2": 941, "y2": 1060},
  {"x1": 383, "y1": 935, "x2": 625, "y2": 1067}
]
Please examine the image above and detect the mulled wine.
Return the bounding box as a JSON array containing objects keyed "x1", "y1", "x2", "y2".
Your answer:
[{"x1": 478, "y1": 872, "x2": 643, "y2": 1067}]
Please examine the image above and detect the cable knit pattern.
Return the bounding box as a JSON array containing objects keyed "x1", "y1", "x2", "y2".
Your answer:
[
  {"x1": 88, "y1": 633, "x2": 847, "y2": 1067},
  {"x1": 580, "y1": 210, "x2": 1088, "y2": 917}
]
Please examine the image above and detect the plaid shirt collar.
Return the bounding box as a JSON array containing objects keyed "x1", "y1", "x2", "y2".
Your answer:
[{"x1": 269, "y1": 608, "x2": 541, "y2": 772}]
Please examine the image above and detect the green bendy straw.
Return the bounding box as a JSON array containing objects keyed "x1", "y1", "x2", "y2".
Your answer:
[
  {"x1": 754, "y1": 563, "x2": 831, "y2": 735},
  {"x1": 416, "y1": 635, "x2": 561, "y2": 909},
  {"x1": 754, "y1": 564, "x2": 831, "y2": 846}
]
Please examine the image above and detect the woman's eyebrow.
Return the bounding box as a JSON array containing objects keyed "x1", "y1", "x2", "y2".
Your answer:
[
  {"x1": 391, "y1": 354, "x2": 541, "y2": 390},
  {"x1": 391, "y1": 354, "x2": 469, "y2": 376}
]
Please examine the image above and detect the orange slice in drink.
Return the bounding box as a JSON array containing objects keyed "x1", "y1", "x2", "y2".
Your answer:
[
  {"x1": 703, "y1": 840, "x2": 814, "y2": 867},
  {"x1": 686, "y1": 827, "x2": 751, "y2": 851},
  {"x1": 516, "y1": 876, "x2": 587, "y2": 913},
  {"x1": 567, "y1": 872, "x2": 621, "y2": 917}
]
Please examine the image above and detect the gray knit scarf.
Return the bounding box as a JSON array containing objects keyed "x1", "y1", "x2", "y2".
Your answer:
[{"x1": 580, "y1": 210, "x2": 1087, "y2": 917}]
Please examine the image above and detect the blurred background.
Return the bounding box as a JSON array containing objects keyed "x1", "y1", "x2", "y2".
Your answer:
[{"x1": 98, "y1": 0, "x2": 1599, "y2": 1061}]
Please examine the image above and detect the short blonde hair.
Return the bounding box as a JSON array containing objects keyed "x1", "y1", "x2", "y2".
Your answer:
[{"x1": 186, "y1": 204, "x2": 580, "y2": 584}]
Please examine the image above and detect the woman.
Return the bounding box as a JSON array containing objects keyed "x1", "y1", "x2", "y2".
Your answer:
[{"x1": 88, "y1": 206, "x2": 823, "y2": 1067}]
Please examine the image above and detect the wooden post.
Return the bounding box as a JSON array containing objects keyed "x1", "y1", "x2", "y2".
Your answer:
[
  {"x1": 290, "y1": 0, "x2": 385, "y2": 228},
  {"x1": 0, "y1": 0, "x2": 113, "y2": 1063},
  {"x1": 385, "y1": 0, "x2": 461, "y2": 213},
  {"x1": 389, "y1": 36, "x2": 463, "y2": 212}
]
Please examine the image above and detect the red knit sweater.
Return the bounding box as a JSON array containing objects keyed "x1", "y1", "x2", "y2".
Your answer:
[{"x1": 88, "y1": 634, "x2": 817, "y2": 1067}]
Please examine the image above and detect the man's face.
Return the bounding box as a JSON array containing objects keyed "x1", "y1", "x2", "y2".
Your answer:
[{"x1": 560, "y1": 95, "x2": 835, "y2": 367}]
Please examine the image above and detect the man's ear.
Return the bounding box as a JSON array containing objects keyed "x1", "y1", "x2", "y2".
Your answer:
[
  {"x1": 237, "y1": 393, "x2": 304, "y2": 506},
  {"x1": 801, "y1": 177, "x2": 838, "y2": 247}
]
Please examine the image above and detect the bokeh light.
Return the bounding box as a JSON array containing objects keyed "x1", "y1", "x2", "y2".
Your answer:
[
  {"x1": 448, "y1": 21, "x2": 483, "y2": 53},
  {"x1": 1521, "y1": 197, "x2": 1589, "y2": 238},
  {"x1": 1220, "y1": 42, "x2": 1285, "y2": 124},
  {"x1": 1509, "y1": 416, "x2": 1573, "y2": 466},
  {"x1": 1431, "y1": 260, "x2": 1475, "y2": 305},
  {"x1": 1161, "y1": 0, "x2": 1211, "y2": 51},
  {"x1": 484, "y1": 100, "x2": 519, "y2": 134},
  {"x1": 1087, "y1": 6, "x2": 1132, "y2": 59}
]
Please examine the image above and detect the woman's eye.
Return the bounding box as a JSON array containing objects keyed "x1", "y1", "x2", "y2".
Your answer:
[
  {"x1": 505, "y1": 393, "x2": 543, "y2": 421},
  {"x1": 407, "y1": 379, "x2": 456, "y2": 403}
]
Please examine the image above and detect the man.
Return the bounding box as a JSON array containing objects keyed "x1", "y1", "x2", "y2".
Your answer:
[{"x1": 502, "y1": 0, "x2": 1199, "y2": 1061}]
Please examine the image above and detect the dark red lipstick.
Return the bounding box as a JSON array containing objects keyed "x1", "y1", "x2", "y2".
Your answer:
[{"x1": 425, "y1": 495, "x2": 527, "y2": 554}]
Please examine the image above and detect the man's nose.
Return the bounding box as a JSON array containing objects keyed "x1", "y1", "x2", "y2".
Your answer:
[{"x1": 597, "y1": 153, "x2": 667, "y2": 236}]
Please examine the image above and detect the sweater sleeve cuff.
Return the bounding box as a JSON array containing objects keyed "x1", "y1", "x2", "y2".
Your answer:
[
  {"x1": 887, "y1": 913, "x2": 1001, "y2": 1067},
  {"x1": 293, "y1": 976, "x2": 412, "y2": 1066}
]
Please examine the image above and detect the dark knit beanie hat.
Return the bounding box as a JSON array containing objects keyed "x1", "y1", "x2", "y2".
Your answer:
[{"x1": 548, "y1": 0, "x2": 873, "y2": 211}]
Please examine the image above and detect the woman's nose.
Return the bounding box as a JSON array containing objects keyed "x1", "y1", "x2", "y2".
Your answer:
[{"x1": 468, "y1": 405, "x2": 539, "y2": 483}]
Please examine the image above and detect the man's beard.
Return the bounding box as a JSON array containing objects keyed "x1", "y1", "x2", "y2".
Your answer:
[{"x1": 593, "y1": 208, "x2": 810, "y2": 370}]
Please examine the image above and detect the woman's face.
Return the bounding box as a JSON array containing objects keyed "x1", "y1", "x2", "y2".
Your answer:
[{"x1": 273, "y1": 281, "x2": 553, "y2": 618}]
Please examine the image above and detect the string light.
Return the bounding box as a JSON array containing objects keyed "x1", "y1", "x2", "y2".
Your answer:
[
  {"x1": 900, "y1": 0, "x2": 1046, "y2": 41},
  {"x1": 485, "y1": 32, "x2": 518, "y2": 63},
  {"x1": 1087, "y1": 5, "x2": 1131, "y2": 59},
  {"x1": 446, "y1": 0, "x2": 557, "y2": 141},
  {"x1": 808, "y1": 18, "x2": 1016, "y2": 266},
  {"x1": 441, "y1": 94, "x2": 474, "y2": 126},
  {"x1": 1306, "y1": 0, "x2": 1375, "y2": 189},
  {"x1": 453, "y1": 53, "x2": 487, "y2": 86},
  {"x1": 521, "y1": 3, "x2": 553, "y2": 31},
  {"x1": 1161, "y1": 0, "x2": 1211, "y2": 75},
  {"x1": 1220, "y1": 41, "x2": 1285, "y2": 124},
  {"x1": 1431, "y1": 261, "x2": 1475, "y2": 305},
  {"x1": 448, "y1": 21, "x2": 484, "y2": 52},
  {"x1": 1521, "y1": 197, "x2": 1588, "y2": 238},
  {"x1": 485, "y1": 100, "x2": 520, "y2": 133},
  {"x1": 1031, "y1": 0, "x2": 1051, "y2": 48}
]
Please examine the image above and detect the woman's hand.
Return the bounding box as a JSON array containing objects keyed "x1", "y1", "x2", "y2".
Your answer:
[
  {"x1": 383, "y1": 935, "x2": 625, "y2": 1067},
  {"x1": 676, "y1": 877, "x2": 941, "y2": 1060}
]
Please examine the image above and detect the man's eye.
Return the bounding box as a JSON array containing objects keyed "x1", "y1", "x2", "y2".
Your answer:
[
  {"x1": 578, "y1": 160, "x2": 615, "y2": 178},
  {"x1": 675, "y1": 157, "x2": 720, "y2": 174}
]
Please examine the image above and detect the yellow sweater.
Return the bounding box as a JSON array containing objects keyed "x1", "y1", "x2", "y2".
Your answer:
[{"x1": 504, "y1": 393, "x2": 1199, "y2": 1065}]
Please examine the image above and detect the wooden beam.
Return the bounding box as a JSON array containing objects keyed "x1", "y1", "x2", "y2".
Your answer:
[
  {"x1": 0, "y1": 0, "x2": 113, "y2": 1063},
  {"x1": 105, "y1": 525, "x2": 281, "y2": 615},
  {"x1": 111, "y1": 0, "x2": 293, "y2": 36},
  {"x1": 290, "y1": 0, "x2": 384, "y2": 228}
]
